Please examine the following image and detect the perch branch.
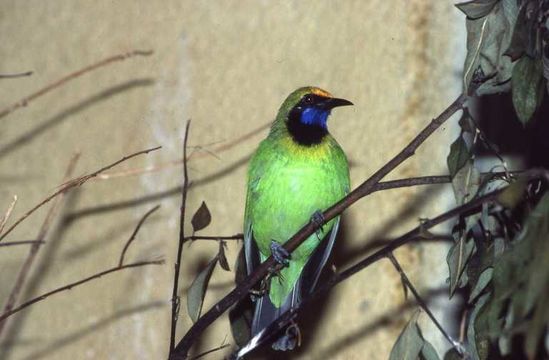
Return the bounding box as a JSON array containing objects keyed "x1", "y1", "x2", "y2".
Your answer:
[
  {"x1": 173, "y1": 91, "x2": 471, "y2": 358},
  {"x1": 233, "y1": 186, "x2": 506, "y2": 358}
]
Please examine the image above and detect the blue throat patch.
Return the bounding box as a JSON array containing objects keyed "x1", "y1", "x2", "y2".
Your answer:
[{"x1": 300, "y1": 107, "x2": 330, "y2": 129}]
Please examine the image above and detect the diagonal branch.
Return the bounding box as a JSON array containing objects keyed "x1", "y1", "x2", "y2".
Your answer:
[
  {"x1": 0, "y1": 240, "x2": 44, "y2": 248},
  {"x1": 386, "y1": 253, "x2": 465, "y2": 355},
  {"x1": 233, "y1": 186, "x2": 506, "y2": 358},
  {"x1": 0, "y1": 260, "x2": 164, "y2": 323},
  {"x1": 0, "y1": 200, "x2": 164, "y2": 324},
  {"x1": 0, "y1": 146, "x2": 161, "y2": 242},
  {"x1": 119, "y1": 205, "x2": 161, "y2": 266},
  {"x1": 0, "y1": 154, "x2": 79, "y2": 338},
  {"x1": 173, "y1": 91, "x2": 471, "y2": 357},
  {"x1": 0, "y1": 50, "x2": 153, "y2": 119},
  {"x1": 96, "y1": 121, "x2": 271, "y2": 181},
  {"x1": 0, "y1": 195, "x2": 18, "y2": 234}
]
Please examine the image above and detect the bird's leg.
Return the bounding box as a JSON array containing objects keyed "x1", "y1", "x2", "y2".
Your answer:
[
  {"x1": 310, "y1": 210, "x2": 325, "y2": 240},
  {"x1": 270, "y1": 240, "x2": 291, "y2": 267}
]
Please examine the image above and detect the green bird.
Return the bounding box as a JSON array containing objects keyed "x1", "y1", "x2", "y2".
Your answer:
[{"x1": 243, "y1": 86, "x2": 352, "y2": 351}]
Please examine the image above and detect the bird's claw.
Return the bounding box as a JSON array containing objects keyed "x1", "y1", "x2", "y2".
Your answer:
[
  {"x1": 270, "y1": 240, "x2": 291, "y2": 267},
  {"x1": 310, "y1": 210, "x2": 325, "y2": 239}
]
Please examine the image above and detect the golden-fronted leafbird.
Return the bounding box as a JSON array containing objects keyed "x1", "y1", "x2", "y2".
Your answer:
[{"x1": 244, "y1": 86, "x2": 352, "y2": 351}]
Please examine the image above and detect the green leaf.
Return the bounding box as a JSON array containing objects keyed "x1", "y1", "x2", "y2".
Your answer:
[
  {"x1": 447, "y1": 136, "x2": 471, "y2": 178},
  {"x1": 503, "y1": 2, "x2": 528, "y2": 60},
  {"x1": 389, "y1": 312, "x2": 424, "y2": 360},
  {"x1": 191, "y1": 201, "x2": 212, "y2": 232},
  {"x1": 463, "y1": 1, "x2": 518, "y2": 95},
  {"x1": 447, "y1": 234, "x2": 476, "y2": 297},
  {"x1": 420, "y1": 340, "x2": 440, "y2": 360},
  {"x1": 456, "y1": 0, "x2": 499, "y2": 20},
  {"x1": 186, "y1": 256, "x2": 218, "y2": 323},
  {"x1": 451, "y1": 162, "x2": 481, "y2": 206},
  {"x1": 525, "y1": 295, "x2": 549, "y2": 359},
  {"x1": 469, "y1": 267, "x2": 493, "y2": 303},
  {"x1": 512, "y1": 56, "x2": 544, "y2": 125},
  {"x1": 468, "y1": 293, "x2": 491, "y2": 360}
]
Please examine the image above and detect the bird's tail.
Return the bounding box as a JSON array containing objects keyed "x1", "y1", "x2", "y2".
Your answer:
[{"x1": 251, "y1": 283, "x2": 300, "y2": 351}]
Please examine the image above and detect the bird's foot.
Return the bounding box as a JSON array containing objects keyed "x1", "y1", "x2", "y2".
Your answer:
[
  {"x1": 270, "y1": 240, "x2": 291, "y2": 267},
  {"x1": 310, "y1": 210, "x2": 325, "y2": 239}
]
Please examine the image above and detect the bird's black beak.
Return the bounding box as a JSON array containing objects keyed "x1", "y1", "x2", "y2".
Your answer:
[{"x1": 318, "y1": 97, "x2": 354, "y2": 110}]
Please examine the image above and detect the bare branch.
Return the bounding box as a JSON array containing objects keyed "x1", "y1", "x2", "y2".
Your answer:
[
  {"x1": 387, "y1": 253, "x2": 465, "y2": 355},
  {"x1": 169, "y1": 120, "x2": 191, "y2": 355},
  {"x1": 0, "y1": 50, "x2": 153, "y2": 119},
  {"x1": 188, "y1": 343, "x2": 230, "y2": 360},
  {"x1": 97, "y1": 121, "x2": 271, "y2": 180},
  {"x1": 185, "y1": 234, "x2": 243, "y2": 242},
  {"x1": 118, "y1": 205, "x2": 161, "y2": 267},
  {"x1": 0, "y1": 146, "x2": 161, "y2": 242},
  {"x1": 233, "y1": 187, "x2": 505, "y2": 359},
  {"x1": 0, "y1": 154, "x2": 79, "y2": 337},
  {"x1": 0, "y1": 260, "x2": 164, "y2": 323},
  {"x1": 0, "y1": 195, "x2": 18, "y2": 234}
]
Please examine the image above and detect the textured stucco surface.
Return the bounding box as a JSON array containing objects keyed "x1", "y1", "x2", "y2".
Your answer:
[{"x1": 0, "y1": 1, "x2": 464, "y2": 359}]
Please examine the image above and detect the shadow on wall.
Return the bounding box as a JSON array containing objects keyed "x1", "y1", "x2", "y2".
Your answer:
[
  {"x1": 0, "y1": 79, "x2": 154, "y2": 160},
  {"x1": 477, "y1": 92, "x2": 549, "y2": 169}
]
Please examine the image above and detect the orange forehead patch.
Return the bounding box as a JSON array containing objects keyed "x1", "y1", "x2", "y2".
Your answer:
[{"x1": 310, "y1": 87, "x2": 333, "y2": 98}]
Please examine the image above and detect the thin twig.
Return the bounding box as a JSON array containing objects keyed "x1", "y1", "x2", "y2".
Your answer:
[
  {"x1": 0, "y1": 154, "x2": 79, "y2": 337},
  {"x1": 0, "y1": 260, "x2": 164, "y2": 323},
  {"x1": 0, "y1": 146, "x2": 161, "y2": 242},
  {"x1": 0, "y1": 71, "x2": 33, "y2": 79},
  {"x1": 97, "y1": 121, "x2": 271, "y2": 180},
  {"x1": 185, "y1": 234, "x2": 243, "y2": 242},
  {"x1": 0, "y1": 50, "x2": 153, "y2": 119},
  {"x1": 169, "y1": 120, "x2": 191, "y2": 356},
  {"x1": 118, "y1": 205, "x2": 161, "y2": 267},
  {"x1": 172, "y1": 91, "x2": 472, "y2": 358},
  {"x1": 0, "y1": 195, "x2": 18, "y2": 234},
  {"x1": 0, "y1": 240, "x2": 44, "y2": 247},
  {"x1": 188, "y1": 343, "x2": 231, "y2": 360},
  {"x1": 387, "y1": 253, "x2": 465, "y2": 355}
]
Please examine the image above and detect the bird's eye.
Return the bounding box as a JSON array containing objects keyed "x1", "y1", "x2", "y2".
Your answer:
[{"x1": 303, "y1": 95, "x2": 314, "y2": 104}]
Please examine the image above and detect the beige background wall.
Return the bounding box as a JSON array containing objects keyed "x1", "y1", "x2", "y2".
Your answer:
[{"x1": 0, "y1": 1, "x2": 464, "y2": 359}]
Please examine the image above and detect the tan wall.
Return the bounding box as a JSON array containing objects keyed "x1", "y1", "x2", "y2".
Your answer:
[{"x1": 0, "y1": 1, "x2": 464, "y2": 359}]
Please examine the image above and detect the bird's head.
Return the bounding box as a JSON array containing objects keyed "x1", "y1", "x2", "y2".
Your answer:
[{"x1": 276, "y1": 86, "x2": 353, "y2": 146}]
